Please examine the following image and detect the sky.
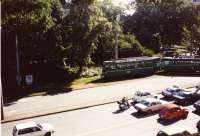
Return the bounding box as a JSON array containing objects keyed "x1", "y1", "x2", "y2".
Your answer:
[{"x1": 109, "y1": 0, "x2": 136, "y2": 15}]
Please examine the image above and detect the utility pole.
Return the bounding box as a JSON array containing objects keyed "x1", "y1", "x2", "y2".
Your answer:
[
  {"x1": 16, "y1": 34, "x2": 21, "y2": 86},
  {"x1": 115, "y1": 32, "x2": 119, "y2": 60},
  {"x1": 115, "y1": 15, "x2": 120, "y2": 60},
  {"x1": 1, "y1": 81, "x2": 4, "y2": 120}
]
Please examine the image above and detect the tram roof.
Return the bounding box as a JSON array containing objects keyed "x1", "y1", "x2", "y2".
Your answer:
[
  {"x1": 163, "y1": 57, "x2": 200, "y2": 61},
  {"x1": 104, "y1": 57, "x2": 160, "y2": 63}
]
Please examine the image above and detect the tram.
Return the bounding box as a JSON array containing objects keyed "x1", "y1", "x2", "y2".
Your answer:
[
  {"x1": 103, "y1": 57, "x2": 200, "y2": 78},
  {"x1": 103, "y1": 57, "x2": 160, "y2": 78}
]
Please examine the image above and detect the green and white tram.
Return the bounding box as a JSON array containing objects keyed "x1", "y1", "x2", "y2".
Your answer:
[
  {"x1": 103, "y1": 56, "x2": 200, "y2": 78},
  {"x1": 162, "y1": 57, "x2": 200, "y2": 72},
  {"x1": 103, "y1": 57, "x2": 160, "y2": 78}
]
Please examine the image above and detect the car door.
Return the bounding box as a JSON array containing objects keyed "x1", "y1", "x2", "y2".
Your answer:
[{"x1": 171, "y1": 107, "x2": 180, "y2": 119}]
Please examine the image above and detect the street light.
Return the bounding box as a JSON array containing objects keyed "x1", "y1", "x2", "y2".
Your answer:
[
  {"x1": 115, "y1": 15, "x2": 120, "y2": 60},
  {"x1": 1, "y1": 81, "x2": 4, "y2": 120},
  {"x1": 15, "y1": 29, "x2": 22, "y2": 86}
]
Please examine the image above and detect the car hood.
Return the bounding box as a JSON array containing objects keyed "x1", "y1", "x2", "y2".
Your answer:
[
  {"x1": 135, "y1": 103, "x2": 147, "y2": 110},
  {"x1": 40, "y1": 123, "x2": 54, "y2": 131},
  {"x1": 195, "y1": 100, "x2": 200, "y2": 105},
  {"x1": 163, "y1": 90, "x2": 172, "y2": 95},
  {"x1": 173, "y1": 94, "x2": 185, "y2": 99}
]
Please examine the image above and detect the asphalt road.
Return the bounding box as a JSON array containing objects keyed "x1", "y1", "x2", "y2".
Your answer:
[
  {"x1": 2, "y1": 101, "x2": 200, "y2": 136},
  {"x1": 4, "y1": 75, "x2": 200, "y2": 121}
]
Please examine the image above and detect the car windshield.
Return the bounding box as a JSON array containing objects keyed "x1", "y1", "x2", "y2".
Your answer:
[
  {"x1": 37, "y1": 124, "x2": 42, "y2": 129},
  {"x1": 140, "y1": 100, "x2": 150, "y2": 106}
]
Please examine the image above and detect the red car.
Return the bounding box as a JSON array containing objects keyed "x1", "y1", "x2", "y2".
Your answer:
[{"x1": 159, "y1": 105, "x2": 189, "y2": 121}]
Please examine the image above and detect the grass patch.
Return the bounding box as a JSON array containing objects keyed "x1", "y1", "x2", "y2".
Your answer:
[
  {"x1": 70, "y1": 75, "x2": 102, "y2": 86},
  {"x1": 28, "y1": 91, "x2": 47, "y2": 97}
]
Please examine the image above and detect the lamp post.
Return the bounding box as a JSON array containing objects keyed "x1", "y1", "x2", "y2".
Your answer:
[
  {"x1": 15, "y1": 32, "x2": 21, "y2": 86},
  {"x1": 115, "y1": 15, "x2": 120, "y2": 60},
  {"x1": 1, "y1": 81, "x2": 4, "y2": 120}
]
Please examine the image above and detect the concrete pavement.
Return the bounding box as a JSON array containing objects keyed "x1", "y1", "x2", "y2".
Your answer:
[{"x1": 2, "y1": 75, "x2": 200, "y2": 123}]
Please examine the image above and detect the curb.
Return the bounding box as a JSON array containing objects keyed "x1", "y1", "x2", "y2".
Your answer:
[{"x1": 1, "y1": 96, "x2": 124, "y2": 123}]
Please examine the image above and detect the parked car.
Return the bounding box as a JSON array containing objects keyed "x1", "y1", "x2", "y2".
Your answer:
[
  {"x1": 157, "y1": 130, "x2": 191, "y2": 136},
  {"x1": 194, "y1": 100, "x2": 200, "y2": 111},
  {"x1": 197, "y1": 120, "x2": 200, "y2": 133},
  {"x1": 162, "y1": 86, "x2": 184, "y2": 98},
  {"x1": 157, "y1": 126, "x2": 198, "y2": 136},
  {"x1": 132, "y1": 91, "x2": 156, "y2": 104},
  {"x1": 134, "y1": 98, "x2": 170, "y2": 113},
  {"x1": 159, "y1": 105, "x2": 189, "y2": 121},
  {"x1": 173, "y1": 90, "x2": 200, "y2": 105},
  {"x1": 13, "y1": 122, "x2": 55, "y2": 136}
]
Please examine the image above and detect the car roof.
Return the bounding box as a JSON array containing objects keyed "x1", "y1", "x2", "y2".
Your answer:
[
  {"x1": 15, "y1": 122, "x2": 37, "y2": 130},
  {"x1": 163, "y1": 104, "x2": 179, "y2": 109},
  {"x1": 145, "y1": 98, "x2": 159, "y2": 103}
]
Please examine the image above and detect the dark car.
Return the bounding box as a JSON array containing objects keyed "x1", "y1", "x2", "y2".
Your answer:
[
  {"x1": 159, "y1": 106, "x2": 188, "y2": 121},
  {"x1": 173, "y1": 90, "x2": 200, "y2": 105},
  {"x1": 157, "y1": 125, "x2": 198, "y2": 136},
  {"x1": 197, "y1": 120, "x2": 200, "y2": 133},
  {"x1": 162, "y1": 86, "x2": 183, "y2": 98},
  {"x1": 194, "y1": 100, "x2": 200, "y2": 111},
  {"x1": 157, "y1": 130, "x2": 191, "y2": 136}
]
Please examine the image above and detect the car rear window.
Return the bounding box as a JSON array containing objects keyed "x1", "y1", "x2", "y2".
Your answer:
[{"x1": 18, "y1": 128, "x2": 34, "y2": 135}]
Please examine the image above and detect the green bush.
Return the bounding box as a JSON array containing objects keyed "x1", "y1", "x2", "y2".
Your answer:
[
  {"x1": 142, "y1": 48, "x2": 154, "y2": 56},
  {"x1": 80, "y1": 66, "x2": 102, "y2": 77}
]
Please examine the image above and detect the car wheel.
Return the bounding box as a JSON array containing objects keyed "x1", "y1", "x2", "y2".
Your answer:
[
  {"x1": 45, "y1": 132, "x2": 51, "y2": 136},
  {"x1": 182, "y1": 113, "x2": 188, "y2": 119}
]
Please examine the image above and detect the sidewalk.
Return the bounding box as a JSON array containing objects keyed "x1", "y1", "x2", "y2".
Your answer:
[{"x1": 2, "y1": 75, "x2": 200, "y2": 123}]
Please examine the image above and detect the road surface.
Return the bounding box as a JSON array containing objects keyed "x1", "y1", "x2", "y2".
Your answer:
[
  {"x1": 4, "y1": 75, "x2": 200, "y2": 121},
  {"x1": 2, "y1": 101, "x2": 200, "y2": 136}
]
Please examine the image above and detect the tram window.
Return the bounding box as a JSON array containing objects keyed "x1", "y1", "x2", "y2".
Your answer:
[
  {"x1": 126, "y1": 63, "x2": 135, "y2": 68},
  {"x1": 105, "y1": 63, "x2": 116, "y2": 69},
  {"x1": 164, "y1": 61, "x2": 171, "y2": 65},
  {"x1": 117, "y1": 63, "x2": 127, "y2": 69}
]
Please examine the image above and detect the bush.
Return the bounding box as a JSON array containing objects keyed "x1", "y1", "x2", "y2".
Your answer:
[
  {"x1": 80, "y1": 66, "x2": 102, "y2": 77},
  {"x1": 142, "y1": 48, "x2": 155, "y2": 57}
]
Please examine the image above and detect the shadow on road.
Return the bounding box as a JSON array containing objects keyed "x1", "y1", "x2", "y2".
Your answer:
[
  {"x1": 159, "y1": 97, "x2": 175, "y2": 102},
  {"x1": 192, "y1": 110, "x2": 200, "y2": 116},
  {"x1": 91, "y1": 74, "x2": 154, "y2": 84},
  {"x1": 4, "y1": 85, "x2": 73, "y2": 106},
  {"x1": 112, "y1": 109, "x2": 126, "y2": 114},
  {"x1": 157, "y1": 71, "x2": 200, "y2": 77},
  {"x1": 157, "y1": 118, "x2": 182, "y2": 126},
  {"x1": 131, "y1": 111, "x2": 158, "y2": 119}
]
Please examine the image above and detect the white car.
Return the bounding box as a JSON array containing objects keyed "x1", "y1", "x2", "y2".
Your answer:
[
  {"x1": 13, "y1": 122, "x2": 55, "y2": 136},
  {"x1": 134, "y1": 98, "x2": 169, "y2": 113}
]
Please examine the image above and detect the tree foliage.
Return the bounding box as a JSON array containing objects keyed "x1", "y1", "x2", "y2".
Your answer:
[
  {"x1": 2, "y1": 0, "x2": 64, "y2": 65},
  {"x1": 62, "y1": 0, "x2": 112, "y2": 72},
  {"x1": 124, "y1": 0, "x2": 200, "y2": 53}
]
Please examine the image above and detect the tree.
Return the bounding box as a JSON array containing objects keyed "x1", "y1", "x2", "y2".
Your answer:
[
  {"x1": 2, "y1": 0, "x2": 63, "y2": 66},
  {"x1": 62, "y1": 0, "x2": 112, "y2": 73},
  {"x1": 2, "y1": 0, "x2": 63, "y2": 98},
  {"x1": 124, "y1": 0, "x2": 200, "y2": 53}
]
